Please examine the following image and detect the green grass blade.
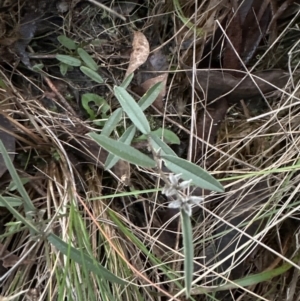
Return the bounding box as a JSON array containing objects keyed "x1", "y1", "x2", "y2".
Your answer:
[
  {"x1": 0, "y1": 140, "x2": 35, "y2": 212},
  {"x1": 47, "y1": 233, "x2": 127, "y2": 285},
  {"x1": 88, "y1": 188, "x2": 161, "y2": 200},
  {"x1": 109, "y1": 210, "x2": 183, "y2": 286},
  {"x1": 0, "y1": 194, "x2": 39, "y2": 234}
]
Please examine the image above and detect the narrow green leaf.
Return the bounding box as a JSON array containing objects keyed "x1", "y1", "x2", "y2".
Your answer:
[
  {"x1": 0, "y1": 140, "x2": 35, "y2": 212},
  {"x1": 153, "y1": 128, "x2": 180, "y2": 144},
  {"x1": 138, "y1": 82, "x2": 163, "y2": 111},
  {"x1": 0, "y1": 194, "x2": 39, "y2": 234},
  {"x1": 0, "y1": 196, "x2": 23, "y2": 207},
  {"x1": 149, "y1": 133, "x2": 177, "y2": 156},
  {"x1": 32, "y1": 64, "x2": 44, "y2": 72},
  {"x1": 105, "y1": 125, "x2": 136, "y2": 170},
  {"x1": 109, "y1": 209, "x2": 184, "y2": 288},
  {"x1": 77, "y1": 48, "x2": 98, "y2": 71},
  {"x1": 161, "y1": 154, "x2": 224, "y2": 192},
  {"x1": 89, "y1": 132, "x2": 155, "y2": 167},
  {"x1": 57, "y1": 35, "x2": 77, "y2": 50},
  {"x1": 80, "y1": 66, "x2": 103, "y2": 83},
  {"x1": 0, "y1": 79, "x2": 7, "y2": 89},
  {"x1": 8, "y1": 177, "x2": 30, "y2": 191},
  {"x1": 181, "y1": 210, "x2": 193, "y2": 298},
  {"x1": 59, "y1": 63, "x2": 69, "y2": 76},
  {"x1": 81, "y1": 93, "x2": 110, "y2": 120},
  {"x1": 101, "y1": 108, "x2": 123, "y2": 137},
  {"x1": 121, "y1": 73, "x2": 134, "y2": 89},
  {"x1": 56, "y1": 54, "x2": 81, "y2": 67},
  {"x1": 114, "y1": 86, "x2": 150, "y2": 134},
  {"x1": 89, "y1": 188, "x2": 161, "y2": 200},
  {"x1": 138, "y1": 128, "x2": 180, "y2": 144},
  {"x1": 47, "y1": 233, "x2": 127, "y2": 285}
]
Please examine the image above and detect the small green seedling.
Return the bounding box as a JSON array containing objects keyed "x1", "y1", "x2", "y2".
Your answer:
[{"x1": 56, "y1": 35, "x2": 103, "y2": 83}]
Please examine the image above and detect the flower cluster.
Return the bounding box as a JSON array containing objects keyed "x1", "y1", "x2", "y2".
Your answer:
[{"x1": 162, "y1": 173, "x2": 204, "y2": 216}]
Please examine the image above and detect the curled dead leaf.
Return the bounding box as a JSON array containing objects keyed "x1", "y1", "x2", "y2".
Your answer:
[{"x1": 125, "y1": 31, "x2": 150, "y2": 78}]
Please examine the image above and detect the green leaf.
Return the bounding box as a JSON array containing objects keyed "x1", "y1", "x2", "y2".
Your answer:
[
  {"x1": 105, "y1": 125, "x2": 136, "y2": 170},
  {"x1": 114, "y1": 86, "x2": 150, "y2": 135},
  {"x1": 121, "y1": 73, "x2": 134, "y2": 89},
  {"x1": 0, "y1": 196, "x2": 23, "y2": 207},
  {"x1": 47, "y1": 233, "x2": 126, "y2": 285},
  {"x1": 89, "y1": 133, "x2": 155, "y2": 167},
  {"x1": 109, "y1": 209, "x2": 184, "y2": 287},
  {"x1": 149, "y1": 133, "x2": 177, "y2": 156},
  {"x1": 138, "y1": 128, "x2": 180, "y2": 145},
  {"x1": 80, "y1": 66, "x2": 103, "y2": 83},
  {"x1": 81, "y1": 93, "x2": 110, "y2": 120},
  {"x1": 56, "y1": 54, "x2": 81, "y2": 67},
  {"x1": 153, "y1": 128, "x2": 180, "y2": 144},
  {"x1": 32, "y1": 63, "x2": 44, "y2": 72},
  {"x1": 181, "y1": 210, "x2": 193, "y2": 298},
  {"x1": 0, "y1": 79, "x2": 7, "y2": 90},
  {"x1": 101, "y1": 108, "x2": 123, "y2": 137},
  {"x1": 77, "y1": 48, "x2": 98, "y2": 71},
  {"x1": 8, "y1": 177, "x2": 30, "y2": 191},
  {"x1": 161, "y1": 154, "x2": 224, "y2": 192},
  {"x1": 59, "y1": 63, "x2": 69, "y2": 76},
  {"x1": 0, "y1": 194, "x2": 39, "y2": 234},
  {"x1": 138, "y1": 82, "x2": 163, "y2": 111},
  {"x1": 0, "y1": 140, "x2": 35, "y2": 212},
  {"x1": 57, "y1": 35, "x2": 77, "y2": 50}
]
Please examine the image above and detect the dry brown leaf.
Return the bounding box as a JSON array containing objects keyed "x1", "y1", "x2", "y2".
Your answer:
[
  {"x1": 186, "y1": 69, "x2": 288, "y2": 103},
  {"x1": 112, "y1": 160, "x2": 131, "y2": 186},
  {"x1": 125, "y1": 31, "x2": 150, "y2": 78},
  {"x1": 0, "y1": 243, "x2": 32, "y2": 268}
]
